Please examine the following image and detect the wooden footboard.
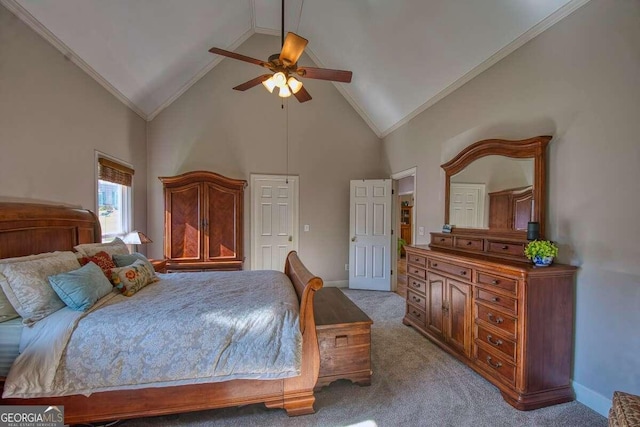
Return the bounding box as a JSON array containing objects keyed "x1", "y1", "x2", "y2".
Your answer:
[{"x1": 0, "y1": 202, "x2": 323, "y2": 424}]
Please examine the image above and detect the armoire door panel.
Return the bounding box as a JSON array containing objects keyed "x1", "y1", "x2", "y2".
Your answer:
[
  {"x1": 206, "y1": 184, "x2": 237, "y2": 260},
  {"x1": 167, "y1": 184, "x2": 201, "y2": 261}
]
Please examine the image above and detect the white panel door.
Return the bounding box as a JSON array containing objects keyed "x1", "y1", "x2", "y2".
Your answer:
[
  {"x1": 449, "y1": 183, "x2": 486, "y2": 228},
  {"x1": 251, "y1": 175, "x2": 298, "y2": 272},
  {"x1": 349, "y1": 179, "x2": 392, "y2": 291}
]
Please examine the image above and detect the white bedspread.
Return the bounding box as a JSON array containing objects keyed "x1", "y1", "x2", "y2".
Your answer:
[{"x1": 3, "y1": 270, "x2": 302, "y2": 398}]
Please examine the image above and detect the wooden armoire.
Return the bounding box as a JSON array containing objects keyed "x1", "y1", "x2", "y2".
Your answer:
[{"x1": 159, "y1": 171, "x2": 246, "y2": 272}]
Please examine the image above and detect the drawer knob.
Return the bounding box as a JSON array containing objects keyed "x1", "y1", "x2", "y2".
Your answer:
[
  {"x1": 491, "y1": 297, "x2": 500, "y2": 302},
  {"x1": 491, "y1": 280, "x2": 499, "y2": 285},
  {"x1": 466, "y1": 241, "x2": 473, "y2": 246},
  {"x1": 413, "y1": 282, "x2": 420, "y2": 288},
  {"x1": 442, "y1": 305, "x2": 449, "y2": 312},
  {"x1": 460, "y1": 270, "x2": 467, "y2": 275},
  {"x1": 440, "y1": 238, "x2": 445, "y2": 242},
  {"x1": 487, "y1": 313, "x2": 504, "y2": 324},
  {"x1": 487, "y1": 335, "x2": 503, "y2": 346},
  {"x1": 414, "y1": 257, "x2": 420, "y2": 262},
  {"x1": 486, "y1": 356, "x2": 503, "y2": 369},
  {"x1": 412, "y1": 296, "x2": 421, "y2": 303},
  {"x1": 502, "y1": 245, "x2": 509, "y2": 250},
  {"x1": 412, "y1": 310, "x2": 421, "y2": 318},
  {"x1": 433, "y1": 263, "x2": 438, "y2": 267}
]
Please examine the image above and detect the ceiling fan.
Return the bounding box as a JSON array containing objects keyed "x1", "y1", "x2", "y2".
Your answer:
[{"x1": 208, "y1": 0, "x2": 352, "y2": 103}]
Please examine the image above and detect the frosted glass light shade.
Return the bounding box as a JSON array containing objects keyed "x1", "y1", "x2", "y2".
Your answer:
[
  {"x1": 262, "y1": 76, "x2": 276, "y2": 93},
  {"x1": 278, "y1": 85, "x2": 291, "y2": 98},
  {"x1": 287, "y1": 77, "x2": 303, "y2": 94},
  {"x1": 273, "y1": 72, "x2": 287, "y2": 88}
]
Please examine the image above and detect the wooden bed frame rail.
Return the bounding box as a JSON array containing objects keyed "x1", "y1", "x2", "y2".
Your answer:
[{"x1": 0, "y1": 202, "x2": 324, "y2": 424}]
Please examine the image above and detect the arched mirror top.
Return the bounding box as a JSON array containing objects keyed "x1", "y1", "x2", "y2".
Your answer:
[{"x1": 442, "y1": 136, "x2": 551, "y2": 239}]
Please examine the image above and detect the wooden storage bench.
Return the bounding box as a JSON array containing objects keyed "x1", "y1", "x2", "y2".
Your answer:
[{"x1": 314, "y1": 288, "x2": 373, "y2": 390}]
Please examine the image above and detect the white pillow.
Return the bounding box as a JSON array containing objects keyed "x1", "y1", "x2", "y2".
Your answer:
[
  {"x1": 74, "y1": 237, "x2": 129, "y2": 257},
  {"x1": 0, "y1": 251, "x2": 81, "y2": 325}
]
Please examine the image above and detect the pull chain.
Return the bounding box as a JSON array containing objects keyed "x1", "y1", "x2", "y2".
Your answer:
[{"x1": 285, "y1": 98, "x2": 289, "y2": 184}]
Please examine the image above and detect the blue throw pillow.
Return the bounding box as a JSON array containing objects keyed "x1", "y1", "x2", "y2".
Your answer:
[
  {"x1": 48, "y1": 262, "x2": 113, "y2": 311},
  {"x1": 112, "y1": 252, "x2": 156, "y2": 276}
]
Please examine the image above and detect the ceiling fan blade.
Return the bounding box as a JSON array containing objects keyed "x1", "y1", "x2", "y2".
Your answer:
[
  {"x1": 293, "y1": 86, "x2": 312, "y2": 103},
  {"x1": 279, "y1": 32, "x2": 308, "y2": 66},
  {"x1": 233, "y1": 74, "x2": 273, "y2": 91},
  {"x1": 297, "y1": 67, "x2": 352, "y2": 83},
  {"x1": 209, "y1": 47, "x2": 267, "y2": 67}
]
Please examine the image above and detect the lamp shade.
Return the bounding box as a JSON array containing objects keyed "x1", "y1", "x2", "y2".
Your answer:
[{"x1": 122, "y1": 230, "x2": 152, "y2": 245}]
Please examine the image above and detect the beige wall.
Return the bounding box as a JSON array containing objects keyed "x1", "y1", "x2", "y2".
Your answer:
[
  {"x1": 383, "y1": 0, "x2": 640, "y2": 411},
  {"x1": 0, "y1": 5, "x2": 148, "y2": 232},
  {"x1": 147, "y1": 33, "x2": 384, "y2": 282}
]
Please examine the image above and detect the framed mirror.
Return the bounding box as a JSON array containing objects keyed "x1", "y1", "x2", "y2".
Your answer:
[{"x1": 442, "y1": 136, "x2": 551, "y2": 239}]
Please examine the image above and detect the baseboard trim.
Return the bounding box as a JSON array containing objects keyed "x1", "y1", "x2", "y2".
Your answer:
[
  {"x1": 572, "y1": 380, "x2": 611, "y2": 417},
  {"x1": 323, "y1": 280, "x2": 348, "y2": 288}
]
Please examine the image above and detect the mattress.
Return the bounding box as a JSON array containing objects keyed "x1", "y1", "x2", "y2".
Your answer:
[{"x1": 0, "y1": 318, "x2": 22, "y2": 377}]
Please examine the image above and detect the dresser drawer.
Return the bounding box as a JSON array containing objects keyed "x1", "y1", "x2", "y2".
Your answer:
[
  {"x1": 407, "y1": 265, "x2": 427, "y2": 280},
  {"x1": 476, "y1": 347, "x2": 516, "y2": 385},
  {"x1": 431, "y1": 234, "x2": 453, "y2": 247},
  {"x1": 406, "y1": 305, "x2": 426, "y2": 327},
  {"x1": 486, "y1": 241, "x2": 526, "y2": 257},
  {"x1": 476, "y1": 288, "x2": 517, "y2": 315},
  {"x1": 476, "y1": 304, "x2": 517, "y2": 337},
  {"x1": 477, "y1": 272, "x2": 517, "y2": 294},
  {"x1": 476, "y1": 325, "x2": 516, "y2": 362},
  {"x1": 407, "y1": 253, "x2": 426, "y2": 267},
  {"x1": 454, "y1": 237, "x2": 484, "y2": 251},
  {"x1": 407, "y1": 290, "x2": 426, "y2": 310},
  {"x1": 407, "y1": 277, "x2": 426, "y2": 294},
  {"x1": 428, "y1": 259, "x2": 472, "y2": 281}
]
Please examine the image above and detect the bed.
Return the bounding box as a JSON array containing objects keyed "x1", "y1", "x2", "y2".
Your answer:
[{"x1": 0, "y1": 202, "x2": 323, "y2": 424}]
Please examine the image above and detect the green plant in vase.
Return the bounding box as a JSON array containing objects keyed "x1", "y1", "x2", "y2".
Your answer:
[
  {"x1": 398, "y1": 237, "x2": 407, "y2": 257},
  {"x1": 524, "y1": 240, "x2": 558, "y2": 267}
]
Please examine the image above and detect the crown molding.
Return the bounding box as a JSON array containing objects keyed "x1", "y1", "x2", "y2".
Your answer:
[
  {"x1": 147, "y1": 27, "x2": 255, "y2": 121},
  {"x1": 1, "y1": 0, "x2": 148, "y2": 120},
  {"x1": 379, "y1": 0, "x2": 592, "y2": 138}
]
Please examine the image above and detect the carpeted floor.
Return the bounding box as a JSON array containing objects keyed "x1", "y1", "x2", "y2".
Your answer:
[{"x1": 120, "y1": 289, "x2": 606, "y2": 427}]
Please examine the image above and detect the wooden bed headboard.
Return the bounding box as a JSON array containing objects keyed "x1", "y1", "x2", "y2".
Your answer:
[{"x1": 0, "y1": 202, "x2": 101, "y2": 259}]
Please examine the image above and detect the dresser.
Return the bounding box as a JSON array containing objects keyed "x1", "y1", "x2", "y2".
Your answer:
[
  {"x1": 159, "y1": 171, "x2": 246, "y2": 272},
  {"x1": 404, "y1": 245, "x2": 576, "y2": 410}
]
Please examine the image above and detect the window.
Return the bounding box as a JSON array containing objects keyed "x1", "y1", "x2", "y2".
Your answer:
[{"x1": 97, "y1": 156, "x2": 134, "y2": 242}]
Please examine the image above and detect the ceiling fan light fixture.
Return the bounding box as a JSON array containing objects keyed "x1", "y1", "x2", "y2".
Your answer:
[
  {"x1": 278, "y1": 85, "x2": 292, "y2": 98},
  {"x1": 273, "y1": 72, "x2": 287, "y2": 88},
  {"x1": 287, "y1": 76, "x2": 303, "y2": 94},
  {"x1": 262, "y1": 76, "x2": 276, "y2": 93}
]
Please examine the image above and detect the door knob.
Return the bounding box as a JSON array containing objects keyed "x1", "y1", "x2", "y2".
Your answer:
[{"x1": 351, "y1": 236, "x2": 357, "y2": 242}]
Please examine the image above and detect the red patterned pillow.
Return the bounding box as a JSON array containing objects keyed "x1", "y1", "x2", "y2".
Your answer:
[{"x1": 79, "y1": 250, "x2": 116, "y2": 278}]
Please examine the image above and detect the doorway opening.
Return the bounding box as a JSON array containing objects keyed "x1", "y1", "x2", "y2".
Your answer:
[{"x1": 391, "y1": 168, "x2": 416, "y2": 298}]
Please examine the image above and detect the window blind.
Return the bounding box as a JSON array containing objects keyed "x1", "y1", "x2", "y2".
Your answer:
[{"x1": 98, "y1": 158, "x2": 134, "y2": 187}]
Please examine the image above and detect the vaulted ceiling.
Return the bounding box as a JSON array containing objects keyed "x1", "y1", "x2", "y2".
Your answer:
[{"x1": 4, "y1": 0, "x2": 588, "y2": 137}]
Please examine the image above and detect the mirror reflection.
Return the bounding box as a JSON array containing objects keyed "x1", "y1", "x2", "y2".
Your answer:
[{"x1": 449, "y1": 156, "x2": 534, "y2": 230}]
